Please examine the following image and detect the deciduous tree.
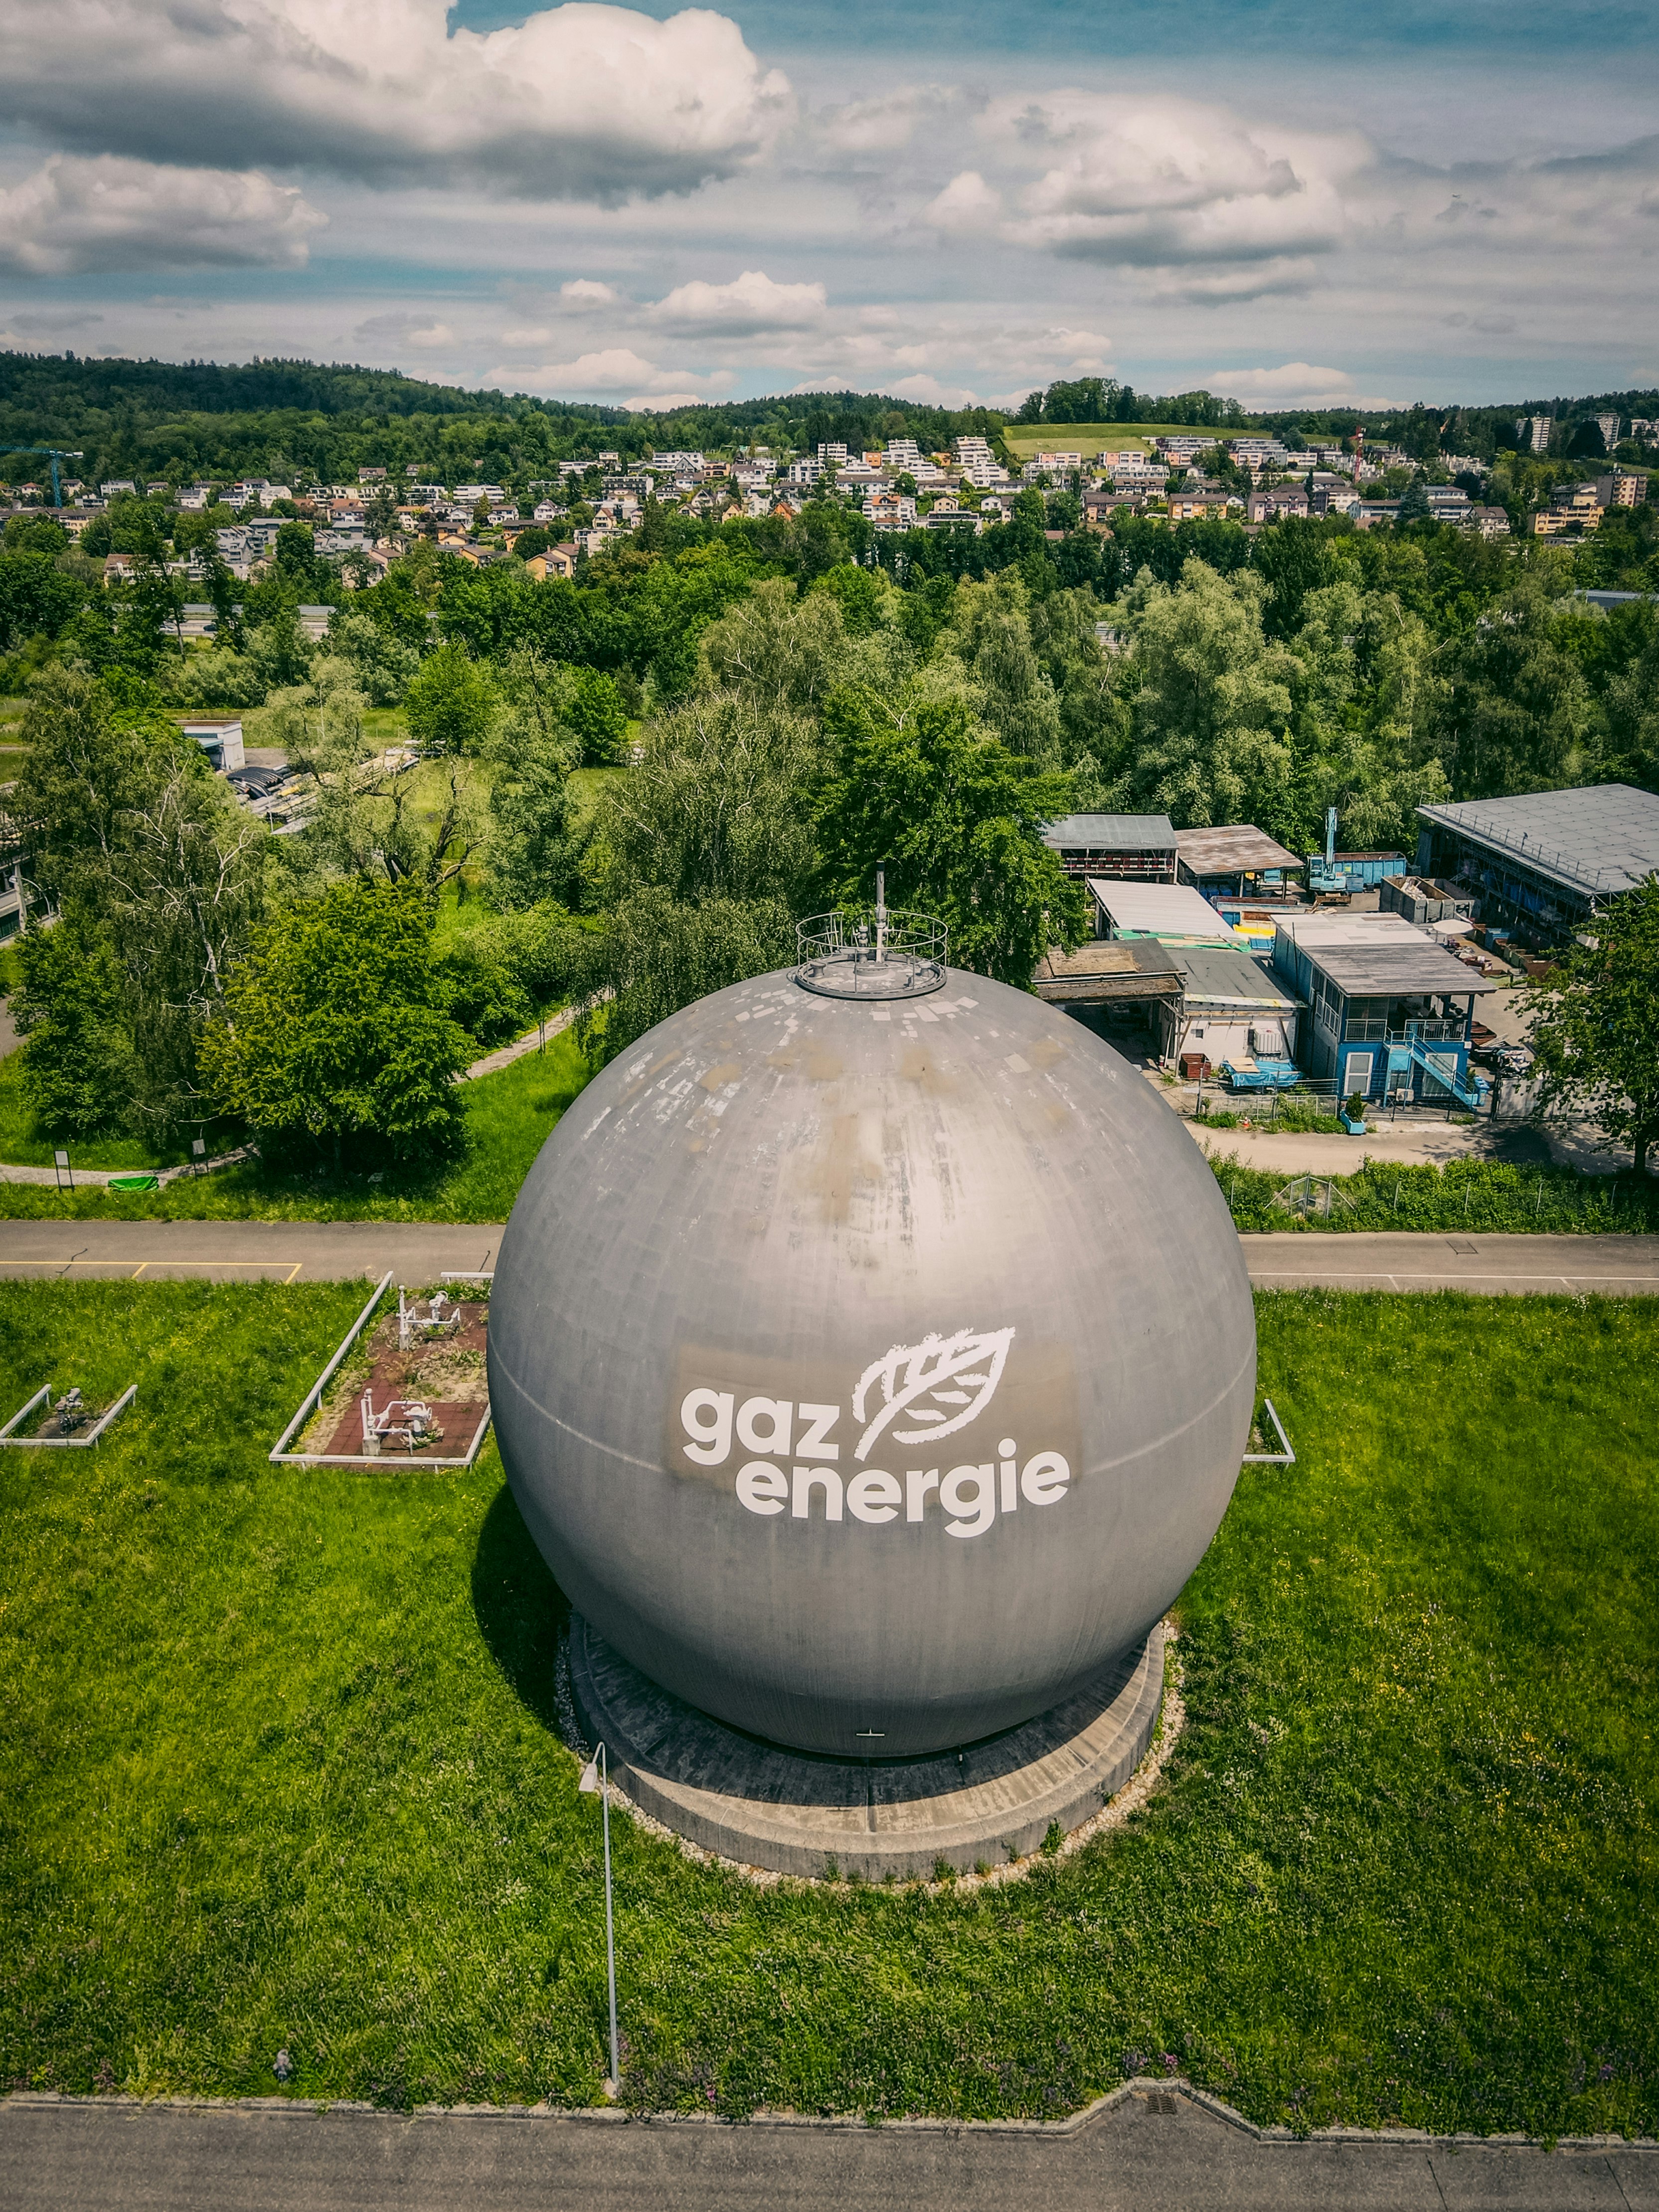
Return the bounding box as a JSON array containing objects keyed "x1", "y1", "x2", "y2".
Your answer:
[
  {"x1": 814, "y1": 688, "x2": 1085, "y2": 987},
  {"x1": 1526, "y1": 879, "x2": 1659, "y2": 1176},
  {"x1": 200, "y1": 879, "x2": 472, "y2": 1167}
]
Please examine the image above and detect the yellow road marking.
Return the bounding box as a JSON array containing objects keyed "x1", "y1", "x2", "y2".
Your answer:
[{"x1": 132, "y1": 1262, "x2": 147, "y2": 1279}]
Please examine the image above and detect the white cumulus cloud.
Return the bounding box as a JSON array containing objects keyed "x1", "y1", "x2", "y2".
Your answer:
[
  {"x1": 650, "y1": 269, "x2": 829, "y2": 336},
  {"x1": 354, "y1": 311, "x2": 457, "y2": 349},
  {"x1": 488, "y1": 345, "x2": 727, "y2": 398},
  {"x1": 623, "y1": 390, "x2": 710, "y2": 411},
  {"x1": 996, "y1": 96, "x2": 1356, "y2": 268},
  {"x1": 0, "y1": 154, "x2": 325, "y2": 277},
  {"x1": 1, "y1": 0, "x2": 794, "y2": 204},
  {"x1": 922, "y1": 170, "x2": 1003, "y2": 232},
  {"x1": 1205, "y1": 362, "x2": 1401, "y2": 408}
]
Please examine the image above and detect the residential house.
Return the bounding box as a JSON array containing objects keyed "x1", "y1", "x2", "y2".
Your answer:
[
  {"x1": 1468, "y1": 506, "x2": 1511, "y2": 538},
  {"x1": 523, "y1": 543, "x2": 578, "y2": 580},
  {"x1": 920, "y1": 498, "x2": 980, "y2": 533},
  {"x1": 1596, "y1": 472, "x2": 1644, "y2": 509},
  {"x1": 862, "y1": 491, "x2": 916, "y2": 531},
  {"x1": 1530, "y1": 483, "x2": 1603, "y2": 536},
  {"x1": 1246, "y1": 485, "x2": 1309, "y2": 523},
  {"x1": 1166, "y1": 481, "x2": 1236, "y2": 521}
]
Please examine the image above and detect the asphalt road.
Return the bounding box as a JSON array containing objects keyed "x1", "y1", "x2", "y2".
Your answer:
[
  {"x1": 1241, "y1": 1230, "x2": 1659, "y2": 1296},
  {"x1": 0, "y1": 1218, "x2": 504, "y2": 1282},
  {"x1": 3, "y1": 2091, "x2": 1654, "y2": 2212},
  {"x1": 1, "y1": 1221, "x2": 1657, "y2": 1294}
]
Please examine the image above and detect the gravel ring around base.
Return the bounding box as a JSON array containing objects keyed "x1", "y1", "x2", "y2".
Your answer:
[{"x1": 553, "y1": 1622, "x2": 1185, "y2": 1894}]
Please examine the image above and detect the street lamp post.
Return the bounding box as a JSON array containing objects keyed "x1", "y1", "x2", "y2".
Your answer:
[{"x1": 577, "y1": 1741, "x2": 620, "y2": 2096}]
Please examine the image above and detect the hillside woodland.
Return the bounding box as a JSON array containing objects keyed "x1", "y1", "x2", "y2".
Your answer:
[{"x1": 2, "y1": 357, "x2": 1656, "y2": 1161}]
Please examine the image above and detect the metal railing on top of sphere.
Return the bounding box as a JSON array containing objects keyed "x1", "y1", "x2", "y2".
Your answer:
[{"x1": 795, "y1": 865, "x2": 948, "y2": 1001}]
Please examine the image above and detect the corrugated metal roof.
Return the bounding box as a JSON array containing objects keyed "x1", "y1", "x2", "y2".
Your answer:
[
  {"x1": 1173, "y1": 824, "x2": 1303, "y2": 875},
  {"x1": 1172, "y1": 945, "x2": 1301, "y2": 1007},
  {"x1": 1088, "y1": 879, "x2": 1243, "y2": 942},
  {"x1": 1417, "y1": 784, "x2": 1659, "y2": 897},
  {"x1": 1043, "y1": 813, "x2": 1177, "y2": 850}
]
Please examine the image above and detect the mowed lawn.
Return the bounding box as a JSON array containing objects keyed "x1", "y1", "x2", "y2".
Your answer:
[{"x1": 1, "y1": 1285, "x2": 1655, "y2": 2134}]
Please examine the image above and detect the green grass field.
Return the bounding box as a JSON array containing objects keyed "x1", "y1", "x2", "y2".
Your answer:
[
  {"x1": 1001, "y1": 424, "x2": 1183, "y2": 461},
  {"x1": 2, "y1": 1284, "x2": 1654, "y2": 2133},
  {"x1": 0, "y1": 1029, "x2": 589, "y2": 1216}
]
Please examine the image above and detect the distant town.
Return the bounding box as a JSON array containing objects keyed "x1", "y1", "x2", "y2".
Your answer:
[{"x1": 6, "y1": 407, "x2": 1656, "y2": 607}]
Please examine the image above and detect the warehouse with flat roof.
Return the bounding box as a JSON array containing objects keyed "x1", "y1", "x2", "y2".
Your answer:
[{"x1": 1415, "y1": 785, "x2": 1659, "y2": 948}]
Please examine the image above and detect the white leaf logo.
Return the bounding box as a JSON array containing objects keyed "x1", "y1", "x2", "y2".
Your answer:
[{"x1": 851, "y1": 1327, "x2": 1016, "y2": 1463}]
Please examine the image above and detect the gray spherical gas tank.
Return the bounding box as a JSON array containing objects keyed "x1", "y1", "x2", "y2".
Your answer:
[{"x1": 489, "y1": 964, "x2": 1255, "y2": 1757}]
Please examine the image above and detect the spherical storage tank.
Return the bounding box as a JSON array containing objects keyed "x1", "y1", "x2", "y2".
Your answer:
[{"x1": 489, "y1": 936, "x2": 1256, "y2": 1759}]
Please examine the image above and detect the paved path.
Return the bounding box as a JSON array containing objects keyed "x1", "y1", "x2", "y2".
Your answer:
[
  {"x1": 0, "y1": 1219, "x2": 505, "y2": 1282},
  {"x1": 462, "y1": 1006, "x2": 578, "y2": 1082},
  {"x1": 2, "y1": 2089, "x2": 1653, "y2": 2212},
  {"x1": 1243, "y1": 1231, "x2": 1659, "y2": 1296},
  {"x1": 0, "y1": 1223, "x2": 1656, "y2": 1292}
]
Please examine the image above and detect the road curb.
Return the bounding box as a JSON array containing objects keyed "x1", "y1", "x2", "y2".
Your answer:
[{"x1": 5, "y1": 2082, "x2": 1655, "y2": 2151}]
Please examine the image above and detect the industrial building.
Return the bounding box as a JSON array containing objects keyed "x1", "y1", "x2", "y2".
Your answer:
[
  {"x1": 1157, "y1": 944, "x2": 1303, "y2": 1073},
  {"x1": 1042, "y1": 813, "x2": 1176, "y2": 882},
  {"x1": 1271, "y1": 912, "x2": 1496, "y2": 1106},
  {"x1": 1415, "y1": 785, "x2": 1659, "y2": 949},
  {"x1": 1031, "y1": 937, "x2": 1181, "y2": 1014},
  {"x1": 1173, "y1": 824, "x2": 1304, "y2": 899},
  {"x1": 1088, "y1": 880, "x2": 1244, "y2": 945},
  {"x1": 1300, "y1": 848, "x2": 1407, "y2": 892}
]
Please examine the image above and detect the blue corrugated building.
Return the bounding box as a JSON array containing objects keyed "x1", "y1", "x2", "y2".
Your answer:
[{"x1": 1271, "y1": 913, "x2": 1497, "y2": 1105}]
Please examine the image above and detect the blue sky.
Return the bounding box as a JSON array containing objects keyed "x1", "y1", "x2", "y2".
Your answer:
[{"x1": 1, "y1": 0, "x2": 1654, "y2": 414}]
